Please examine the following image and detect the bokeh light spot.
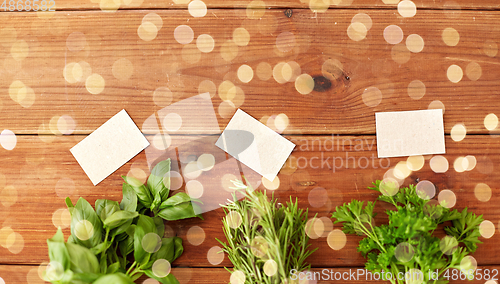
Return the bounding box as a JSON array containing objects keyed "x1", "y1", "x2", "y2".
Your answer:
[
  {"x1": 0, "y1": 129, "x2": 17, "y2": 150},
  {"x1": 207, "y1": 246, "x2": 224, "y2": 265},
  {"x1": 237, "y1": 65, "x2": 254, "y2": 83},
  {"x1": 226, "y1": 211, "x2": 243, "y2": 229},
  {"x1": 447, "y1": 64, "x2": 463, "y2": 83},
  {"x1": 153, "y1": 87, "x2": 173, "y2": 107},
  {"x1": 430, "y1": 155, "x2": 448, "y2": 173},
  {"x1": 174, "y1": 25, "x2": 194, "y2": 45},
  {"x1": 188, "y1": 0, "x2": 207, "y2": 18},
  {"x1": 398, "y1": 0, "x2": 417, "y2": 18},
  {"x1": 347, "y1": 22, "x2": 368, "y2": 42},
  {"x1": 465, "y1": 61, "x2": 482, "y2": 81},
  {"x1": 152, "y1": 259, "x2": 171, "y2": 278},
  {"x1": 406, "y1": 34, "x2": 424, "y2": 53},
  {"x1": 295, "y1": 74, "x2": 314, "y2": 95},
  {"x1": 187, "y1": 226, "x2": 205, "y2": 246},
  {"x1": 479, "y1": 220, "x2": 495, "y2": 239},
  {"x1": 142, "y1": 232, "x2": 162, "y2": 253},
  {"x1": 394, "y1": 242, "x2": 414, "y2": 262},
  {"x1": 112, "y1": 58, "x2": 134, "y2": 81},
  {"x1": 384, "y1": 25, "x2": 404, "y2": 45},
  {"x1": 196, "y1": 34, "x2": 215, "y2": 53},
  {"x1": 484, "y1": 113, "x2": 498, "y2": 131},
  {"x1": 442, "y1": 28, "x2": 460, "y2": 46},
  {"x1": 138, "y1": 22, "x2": 158, "y2": 41},
  {"x1": 362, "y1": 86, "x2": 382, "y2": 107},
  {"x1": 438, "y1": 189, "x2": 456, "y2": 208},
  {"x1": 233, "y1": 28, "x2": 250, "y2": 46},
  {"x1": 74, "y1": 220, "x2": 94, "y2": 241},
  {"x1": 262, "y1": 176, "x2": 280, "y2": 190},
  {"x1": 474, "y1": 183, "x2": 492, "y2": 202},
  {"x1": 416, "y1": 180, "x2": 435, "y2": 200},
  {"x1": 186, "y1": 180, "x2": 204, "y2": 198},
  {"x1": 450, "y1": 123, "x2": 466, "y2": 141},
  {"x1": 327, "y1": 229, "x2": 346, "y2": 250},
  {"x1": 85, "y1": 74, "x2": 105, "y2": 94}
]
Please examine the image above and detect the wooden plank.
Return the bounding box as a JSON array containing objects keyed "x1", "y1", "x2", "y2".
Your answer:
[
  {"x1": 2, "y1": 265, "x2": 500, "y2": 284},
  {"x1": 11, "y1": 0, "x2": 500, "y2": 12},
  {"x1": 1, "y1": 9, "x2": 500, "y2": 135},
  {"x1": 0, "y1": 135, "x2": 499, "y2": 268}
]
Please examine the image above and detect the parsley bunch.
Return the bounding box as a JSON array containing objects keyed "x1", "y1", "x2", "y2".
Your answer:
[
  {"x1": 217, "y1": 179, "x2": 317, "y2": 284},
  {"x1": 332, "y1": 180, "x2": 483, "y2": 284},
  {"x1": 44, "y1": 159, "x2": 202, "y2": 284}
]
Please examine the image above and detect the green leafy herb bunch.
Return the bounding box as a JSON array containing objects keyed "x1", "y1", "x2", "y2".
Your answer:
[
  {"x1": 217, "y1": 178, "x2": 318, "y2": 284},
  {"x1": 44, "y1": 158, "x2": 202, "y2": 284},
  {"x1": 331, "y1": 180, "x2": 484, "y2": 284}
]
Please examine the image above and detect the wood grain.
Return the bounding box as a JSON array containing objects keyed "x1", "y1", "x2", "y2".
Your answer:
[
  {"x1": 1, "y1": 9, "x2": 500, "y2": 135},
  {"x1": 20, "y1": 0, "x2": 500, "y2": 12},
  {"x1": 0, "y1": 135, "x2": 498, "y2": 268}
]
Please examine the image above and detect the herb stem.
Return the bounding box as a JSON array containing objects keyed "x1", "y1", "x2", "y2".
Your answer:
[
  {"x1": 126, "y1": 261, "x2": 137, "y2": 276},
  {"x1": 100, "y1": 228, "x2": 110, "y2": 264}
]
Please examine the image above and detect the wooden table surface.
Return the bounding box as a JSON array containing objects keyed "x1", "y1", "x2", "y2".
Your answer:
[{"x1": 1, "y1": 0, "x2": 500, "y2": 283}]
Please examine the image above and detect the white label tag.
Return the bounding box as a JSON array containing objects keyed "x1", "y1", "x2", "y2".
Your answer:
[
  {"x1": 376, "y1": 109, "x2": 445, "y2": 158},
  {"x1": 215, "y1": 109, "x2": 295, "y2": 181},
  {"x1": 70, "y1": 109, "x2": 150, "y2": 185}
]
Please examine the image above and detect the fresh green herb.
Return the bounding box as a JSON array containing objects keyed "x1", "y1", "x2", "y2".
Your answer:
[
  {"x1": 217, "y1": 178, "x2": 317, "y2": 284},
  {"x1": 331, "y1": 180, "x2": 483, "y2": 284},
  {"x1": 44, "y1": 158, "x2": 201, "y2": 284}
]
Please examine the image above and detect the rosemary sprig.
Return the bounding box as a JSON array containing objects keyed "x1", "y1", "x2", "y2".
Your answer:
[{"x1": 216, "y1": 179, "x2": 317, "y2": 283}]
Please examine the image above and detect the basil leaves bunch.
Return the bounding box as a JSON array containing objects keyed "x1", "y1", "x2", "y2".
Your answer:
[
  {"x1": 44, "y1": 159, "x2": 201, "y2": 284},
  {"x1": 122, "y1": 159, "x2": 202, "y2": 221}
]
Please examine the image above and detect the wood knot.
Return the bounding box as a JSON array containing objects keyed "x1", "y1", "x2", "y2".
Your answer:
[{"x1": 313, "y1": 76, "x2": 332, "y2": 92}]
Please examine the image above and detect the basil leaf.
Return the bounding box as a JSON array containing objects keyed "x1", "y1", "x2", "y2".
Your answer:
[
  {"x1": 151, "y1": 191, "x2": 162, "y2": 212},
  {"x1": 134, "y1": 215, "x2": 155, "y2": 263},
  {"x1": 120, "y1": 183, "x2": 138, "y2": 212},
  {"x1": 119, "y1": 225, "x2": 135, "y2": 258},
  {"x1": 65, "y1": 197, "x2": 74, "y2": 209},
  {"x1": 172, "y1": 236, "x2": 184, "y2": 261},
  {"x1": 149, "y1": 237, "x2": 176, "y2": 266},
  {"x1": 90, "y1": 242, "x2": 105, "y2": 255},
  {"x1": 144, "y1": 270, "x2": 180, "y2": 284},
  {"x1": 148, "y1": 159, "x2": 171, "y2": 202},
  {"x1": 153, "y1": 216, "x2": 165, "y2": 237},
  {"x1": 103, "y1": 211, "x2": 139, "y2": 230},
  {"x1": 134, "y1": 220, "x2": 147, "y2": 262},
  {"x1": 71, "y1": 272, "x2": 100, "y2": 283},
  {"x1": 122, "y1": 176, "x2": 153, "y2": 209},
  {"x1": 70, "y1": 198, "x2": 103, "y2": 248},
  {"x1": 65, "y1": 242, "x2": 100, "y2": 274},
  {"x1": 158, "y1": 194, "x2": 202, "y2": 221},
  {"x1": 93, "y1": 273, "x2": 135, "y2": 284},
  {"x1": 130, "y1": 272, "x2": 144, "y2": 281},
  {"x1": 46, "y1": 228, "x2": 70, "y2": 271},
  {"x1": 95, "y1": 199, "x2": 120, "y2": 222},
  {"x1": 112, "y1": 219, "x2": 133, "y2": 239},
  {"x1": 107, "y1": 262, "x2": 121, "y2": 274},
  {"x1": 158, "y1": 192, "x2": 191, "y2": 210},
  {"x1": 100, "y1": 256, "x2": 107, "y2": 274}
]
